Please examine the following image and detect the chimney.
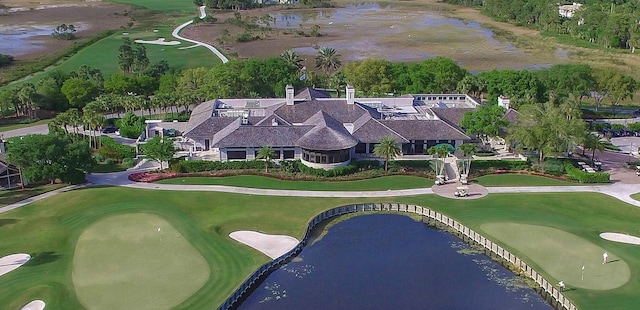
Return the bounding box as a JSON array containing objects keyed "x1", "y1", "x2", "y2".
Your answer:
[
  {"x1": 286, "y1": 84, "x2": 294, "y2": 105},
  {"x1": 242, "y1": 110, "x2": 249, "y2": 125},
  {"x1": 346, "y1": 84, "x2": 355, "y2": 105},
  {"x1": 498, "y1": 95, "x2": 510, "y2": 110}
]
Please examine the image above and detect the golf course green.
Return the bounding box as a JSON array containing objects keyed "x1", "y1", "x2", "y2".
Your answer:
[
  {"x1": 2, "y1": 185, "x2": 640, "y2": 309},
  {"x1": 73, "y1": 213, "x2": 209, "y2": 310},
  {"x1": 481, "y1": 223, "x2": 630, "y2": 290}
]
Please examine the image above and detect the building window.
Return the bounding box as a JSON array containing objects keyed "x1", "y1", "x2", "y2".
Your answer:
[
  {"x1": 283, "y1": 150, "x2": 295, "y2": 159},
  {"x1": 227, "y1": 150, "x2": 247, "y2": 160},
  {"x1": 355, "y1": 143, "x2": 367, "y2": 154},
  {"x1": 302, "y1": 148, "x2": 350, "y2": 164}
]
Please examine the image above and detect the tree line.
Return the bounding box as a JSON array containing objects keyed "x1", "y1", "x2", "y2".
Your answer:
[{"x1": 443, "y1": 0, "x2": 640, "y2": 51}]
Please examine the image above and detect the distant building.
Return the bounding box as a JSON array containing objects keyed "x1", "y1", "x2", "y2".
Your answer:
[
  {"x1": 140, "y1": 86, "x2": 481, "y2": 170},
  {"x1": 558, "y1": 2, "x2": 582, "y2": 19}
]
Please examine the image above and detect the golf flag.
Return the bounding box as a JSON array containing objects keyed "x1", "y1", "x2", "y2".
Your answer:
[
  {"x1": 299, "y1": 73, "x2": 306, "y2": 81},
  {"x1": 582, "y1": 265, "x2": 585, "y2": 271},
  {"x1": 158, "y1": 227, "x2": 161, "y2": 232}
]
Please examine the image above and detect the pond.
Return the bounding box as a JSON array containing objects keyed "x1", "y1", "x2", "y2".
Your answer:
[
  {"x1": 269, "y1": 3, "x2": 566, "y2": 70},
  {"x1": 0, "y1": 25, "x2": 52, "y2": 56},
  {"x1": 238, "y1": 214, "x2": 551, "y2": 309}
]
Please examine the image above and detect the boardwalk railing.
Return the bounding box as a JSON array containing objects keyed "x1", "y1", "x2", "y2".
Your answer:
[{"x1": 218, "y1": 203, "x2": 577, "y2": 310}]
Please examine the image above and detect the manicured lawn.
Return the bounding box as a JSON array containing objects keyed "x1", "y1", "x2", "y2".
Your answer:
[
  {"x1": 0, "y1": 120, "x2": 50, "y2": 133},
  {"x1": 482, "y1": 223, "x2": 629, "y2": 290},
  {"x1": 2, "y1": 187, "x2": 640, "y2": 309},
  {"x1": 474, "y1": 173, "x2": 580, "y2": 187},
  {"x1": 107, "y1": 0, "x2": 200, "y2": 12},
  {"x1": 73, "y1": 213, "x2": 209, "y2": 310},
  {"x1": 0, "y1": 183, "x2": 67, "y2": 207},
  {"x1": 91, "y1": 162, "x2": 128, "y2": 173},
  {"x1": 156, "y1": 175, "x2": 434, "y2": 190},
  {"x1": 15, "y1": 24, "x2": 222, "y2": 87},
  {"x1": 631, "y1": 193, "x2": 640, "y2": 201}
]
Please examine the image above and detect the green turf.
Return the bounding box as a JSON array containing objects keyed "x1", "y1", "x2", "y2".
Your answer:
[
  {"x1": 0, "y1": 119, "x2": 50, "y2": 133},
  {"x1": 631, "y1": 193, "x2": 640, "y2": 201},
  {"x1": 107, "y1": 0, "x2": 200, "y2": 12},
  {"x1": 2, "y1": 188, "x2": 640, "y2": 309},
  {"x1": 0, "y1": 183, "x2": 67, "y2": 207},
  {"x1": 73, "y1": 213, "x2": 209, "y2": 310},
  {"x1": 481, "y1": 223, "x2": 630, "y2": 290},
  {"x1": 13, "y1": 24, "x2": 222, "y2": 87},
  {"x1": 474, "y1": 174, "x2": 580, "y2": 187},
  {"x1": 156, "y1": 175, "x2": 434, "y2": 190}
]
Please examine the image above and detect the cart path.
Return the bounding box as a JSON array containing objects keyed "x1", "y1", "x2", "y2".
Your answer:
[{"x1": 171, "y1": 6, "x2": 229, "y2": 63}]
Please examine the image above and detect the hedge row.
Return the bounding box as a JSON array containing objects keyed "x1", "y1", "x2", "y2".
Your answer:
[
  {"x1": 99, "y1": 136, "x2": 136, "y2": 161},
  {"x1": 470, "y1": 160, "x2": 531, "y2": 173},
  {"x1": 174, "y1": 159, "x2": 268, "y2": 173},
  {"x1": 564, "y1": 163, "x2": 610, "y2": 183}
]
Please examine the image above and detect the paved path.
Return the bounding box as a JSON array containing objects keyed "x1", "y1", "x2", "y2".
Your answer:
[
  {"x1": 1, "y1": 161, "x2": 639, "y2": 215},
  {"x1": 171, "y1": 6, "x2": 229, "y2": 63}
]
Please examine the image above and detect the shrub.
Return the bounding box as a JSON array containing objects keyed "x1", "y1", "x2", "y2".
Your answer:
[
  {"x1": 564, "y1": 163, "x2": 610, "y2": 183},
  {"x1": 100, "y1": 136, "x2": 136, "y2": 161},
  {"x1": 178, "y1": 160, "x2": 266, "y2": 173},
  {"x1": 470, "y1": 159, "x2": 530, "y2": 174},
  {"x1": 279, "y1": 160, "x2": 300, "y2": 173},
  {"x1": 298, "y1": 161, "x2": 359, "y2": 177},
  {"x1": 543, "y1": 159, "x2": 565, "y2": 176},
  {"x1": 122, "y1": 157, "x2": 135, "y2": 168}
]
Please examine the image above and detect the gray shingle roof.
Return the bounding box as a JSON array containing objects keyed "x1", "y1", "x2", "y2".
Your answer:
[
  {"x1": 503, "y1": 108, "x2": 519, "y2": 123},
  {"x1": 431, "y1": 108, "x2": 474, "y2": 131},
  {"x1": 274, "y1": 100, "x2": 367, "y2": 123},
  {"x1": 295, "y1": 87, "x2": 331, "y2": 100},
  {"x1": 297, "y1": 111, "x2": 359, "y2": 150},
  {"x1": 381, "y1": 120, "x2": 470, "y2": 141},
  {"x1": 214, "y1": 126, "x2": 312, "y2": 148},
  {"x1": 352, "y1": 118, "x2": 408, "y2": 143},
  {"x1": 183, "y1": 100, "x2": 217, "y2": 135},
  {"x1": 185, "y1": 117, "x2": 237, "y2": 138}
]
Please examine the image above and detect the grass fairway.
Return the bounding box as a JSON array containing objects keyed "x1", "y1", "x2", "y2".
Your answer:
[
  {"x1": 107, "y1": 0, "x2": 199, "y2": 12},
  {"x1": 474, "y1": 174, "x2": 579, "y2": 187},
  {"x1": 73, "y1": 213, "x2": 210, "y2": 310},
  {"x1": 13, "y1": 24, "x2": 221, "y2": 87},
  {"x1": 481, "y1": 223, "x2": 630, "y2": 290},
  {"x1": 156, "y1": 175, "x2": 434, "y2": 190},
  {"x1": 2, "y1": 188, "x2": 640, "y2": 309}
]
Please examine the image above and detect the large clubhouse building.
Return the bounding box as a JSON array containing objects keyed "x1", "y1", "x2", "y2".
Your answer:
[{"x1": 141, "y1": 86, "x2": 481, "y2": 169}]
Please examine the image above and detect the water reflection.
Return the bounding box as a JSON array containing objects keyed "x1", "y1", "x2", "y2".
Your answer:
[{"x1": 239, "y1": 214, "x2": 551, "y2": 309}]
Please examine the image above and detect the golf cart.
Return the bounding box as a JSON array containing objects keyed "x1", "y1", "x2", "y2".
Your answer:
[
  {"x1": 636, "y1": 166, "x2": 640, "y2": 176},
  {"x1": 435, "y1": 175, "x2": 446, "y2": 185},
  {"x1": 454, "y1": 186, "x2": 469, "y2": 197},
  {"x1": 460, "y1": 173, "x2": 468, "y2": 185}
]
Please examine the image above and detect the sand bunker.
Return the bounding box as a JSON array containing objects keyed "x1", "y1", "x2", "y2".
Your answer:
[
  {"x1": 600, "y1": 232, "x2": 640, "y2": 245},
  {"x1": 229, "y1": 231, "x2": 298, "y2": 259},
  {"x1": 20, "y1": 300, "x2": 45, "y2": 310},
  {"x1": 134, "y1": 38, "x2": 181, "y2": 46},
  {"x1": 0, "y1": 253, "x2": 30, "y2": 277}
]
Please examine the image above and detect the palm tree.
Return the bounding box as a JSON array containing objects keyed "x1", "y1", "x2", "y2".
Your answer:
[
  {"x1": 373, "y1": 136, "x2": 401, "y2": 172},
  {"x1": 427, "y1": 144, "x2": 453, "y2": 177},
  {"x1": 457, "y1": 143, "x2": 477, "y2": 180},
  {"x1": 256, "y1": 146, "x2": 276, "y2": 173},
  {"x1": 315, "y1": 47, "x2": 341, "y2": 75},
  {"x1": 280, "y1": 50, "x2": 303, "y2": 69},
  {"x1": 583, "y1": 133, "x2": 605, "y2": 162}
]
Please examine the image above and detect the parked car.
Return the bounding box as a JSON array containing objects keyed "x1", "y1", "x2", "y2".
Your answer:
[{"x1": 101, "y1": 126, "x2": 118, "y2": 134}]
